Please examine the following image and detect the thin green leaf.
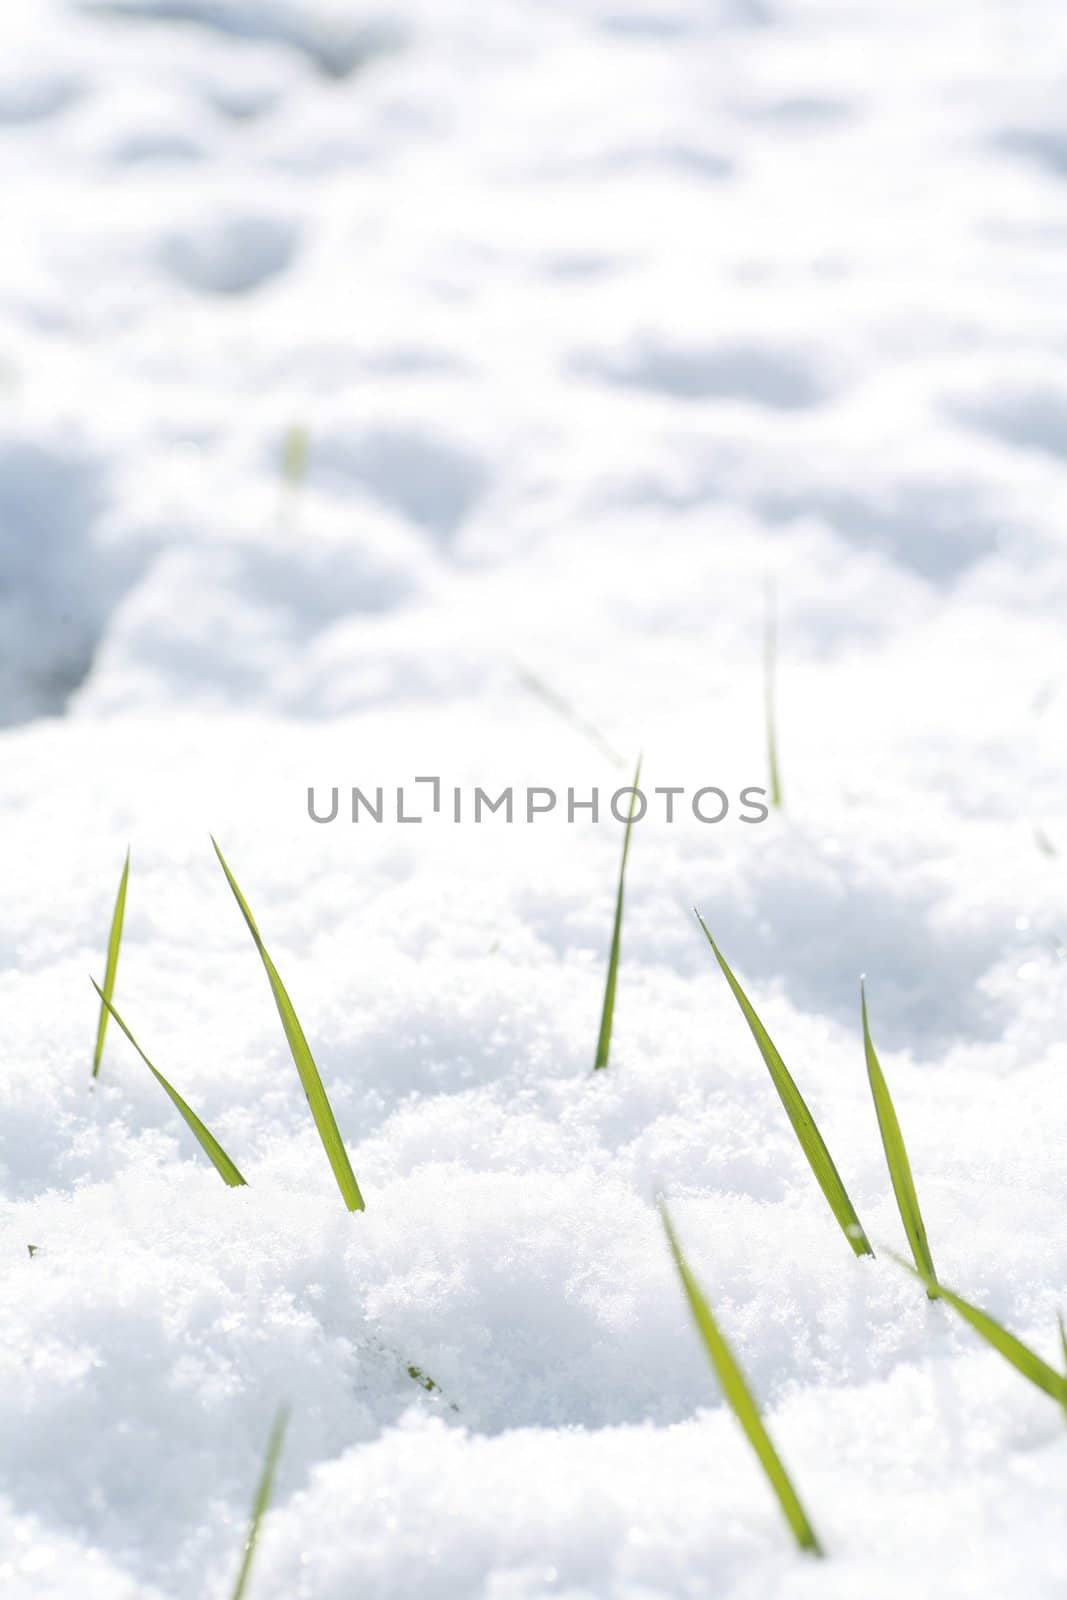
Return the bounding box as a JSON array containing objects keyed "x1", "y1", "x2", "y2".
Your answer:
[
  {"x1": 231, "y1": 1407, "x2": 289, "y2": 1600},
  {"x1": 90, "y1": 979, "x2": 246, "y2": 1187},
  {"x1": 1034, "y1": 826, "x2": 1058, "y2": 859},
  {"x1": 92, "y1": 848, "x2": 130, "y2": 1079},
  {"x1": 764, "y1": 579, "x2": 783, "y2": 809},
  {"x1": 280, "y1": 424, "x2": 309, "y2": 488},
  {"x1": 514, "y1": 661, "x2": 625, "y2": 769},
  {"x1": 660, "y1": 1198, "x2": 822, "y2": 1556},
  {"x1": 594, "y1": 756, "x2": 642, "y2": 1070},
  {"x1": 894, "y1": 1254, "x2": 1067, "y2": 1408},
  {"x1": 695, "y1": 912, "x2": 872, "y2": 1257},
  {"x1": 401, "y1": 1357, "x2": 459, "y2": 1412},
  {"x1": 211, "y1": 837, "x2": 365, "y2": 1211},
  {"x1": 861, "y1": 981, "x2": 937, "y2": 1294},
  {"x1": 1059, "y1": 1312, "x2": 1067, "y2": 1374}
]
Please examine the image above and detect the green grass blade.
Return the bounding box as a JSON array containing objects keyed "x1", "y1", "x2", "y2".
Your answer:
[
  {"x1": 764, "y1": 579, "x2": 783, "y2": 809},
  {"x1": 660, "y1": 1198, "x2": 822, "y2": 1555},
  {"x1": 894, "y1": 1254, "x2": 1067, "y2": 1407},
  {"x1": 861, "y1": 981, "x2": 937, "y2": 1294},
  {"x1": 231, "y1": 1407, "x2": 289, "y2": 1600},
  {"x1": 211, "y1": 837, "x2": 365, "y2": 1211},
  {"x1": 405, "y1": 1362, "x2": 458, "y2": 1411},
  {"x1": 90, "y1": 979, "x2": 247, "y2": 1186},
  {"x1": 92, "y1": 848, "x2": 130, "y2": 1079},
  {"x1": 695, "y1": 912, "x2": 872, "y2": 1257},
  {"x1": 514, "y1": 661, "x2": 626, "y2": 768},
  {"x1": 593, "y1": 756, "x2": 642, "y2": 1070},
  {"x1": 280, "y1": 424, "x2": 309, "y2": 488}
]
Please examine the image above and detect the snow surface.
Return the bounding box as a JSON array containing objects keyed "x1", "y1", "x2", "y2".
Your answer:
[{"x1": 3, "y1": 0, "x2": 1067, "y2": 1595}]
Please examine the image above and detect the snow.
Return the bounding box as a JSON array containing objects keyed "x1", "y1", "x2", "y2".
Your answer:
[{"x1": 3, "y1": 0, "x2": 1067, "y2": 1595}]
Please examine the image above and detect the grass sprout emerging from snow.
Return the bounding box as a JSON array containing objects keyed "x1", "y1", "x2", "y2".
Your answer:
[
  {"x1": 695, "y1": 912, "x2": 872, "y2": 1257},
  {"x1": 92, "y1": 847, "x2": 130, "y2": 1079},
  {"x1": 89, "y1": 979, "x2": 247, "y2": 1187},
  {"x1": 895, "y1": 1255, "x2": 1067, "y2": 1410},
  {"x1": 514, "y1": 661, "x2": 625, "y2": 768},
  {"x1": 279, "y1": 424, "x2": 309, "y2": 535},
  {"x1": 280, "y1": 424, "x2": 309, "y2": 488},
  {"x1": 211, "y1": 836, "x2": 365, "y2": 1211},
  {"x1": 660, "y1": 1197, "x2": 823, "y2": 1556},
  {"x1": 764, "y1": 580, "x2": 783, "y2": 809},
  {"x1": 593, "y1": 756, "x2": 642, "y2": 1070},
  {"x1": 861, "y1": 981, "x2": 937, "y2": 1293},
  {"x1": 230, "y1": 1406, "x2": 289, "y2": 1600}
]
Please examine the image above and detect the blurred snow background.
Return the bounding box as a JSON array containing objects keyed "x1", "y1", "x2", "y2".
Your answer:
[{"x1": 2, "y1": 0, "x2": 1067, "y2": 1595}]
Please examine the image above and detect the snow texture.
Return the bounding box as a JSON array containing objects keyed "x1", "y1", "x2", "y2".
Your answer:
[{"x1": 2, "y1": 0, "x2": 1067, "y2": 1596}]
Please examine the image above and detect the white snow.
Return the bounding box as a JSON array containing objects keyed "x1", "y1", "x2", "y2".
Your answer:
[{"x1": 3, "y1": 0, "x2": 1067, "y2": 1595}]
